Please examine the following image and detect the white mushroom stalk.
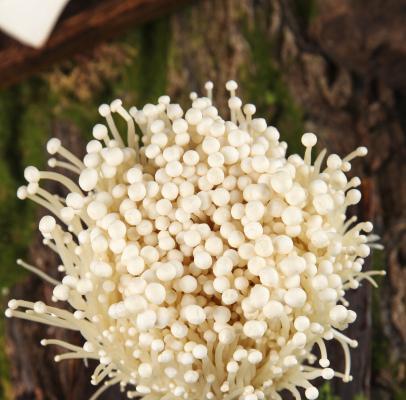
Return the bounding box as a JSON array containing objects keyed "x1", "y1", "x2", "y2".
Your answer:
[{"x1": 6, "y1": 81, "x2": 384, "y2": 400}]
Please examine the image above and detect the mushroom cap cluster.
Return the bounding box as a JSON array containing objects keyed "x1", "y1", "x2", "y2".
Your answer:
[{"x1": 6, "y1": 81, "x2": 383, "y2": 400}]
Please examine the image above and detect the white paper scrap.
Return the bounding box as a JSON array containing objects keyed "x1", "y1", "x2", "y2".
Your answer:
[{"x1": 0, "y1": 0, "x2": 70, "y2": 48}]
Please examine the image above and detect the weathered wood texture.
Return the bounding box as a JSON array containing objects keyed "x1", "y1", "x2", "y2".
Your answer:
[
  {"x1": 3, "y1": 0, "x2": 405, "y2": 399},
  {"x1": 0, "y1": 0, "x2": 189, "y2": 88},
  {"x1": 279, "y1": 2, "x2": 406, "y2": 398},
  {"x1": 168, "y1": 2, "x2": 406, "y2": 395}
]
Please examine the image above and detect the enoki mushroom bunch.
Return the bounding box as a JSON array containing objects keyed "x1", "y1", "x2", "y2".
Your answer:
[{"x1": 6, "y1": 81, "x2": 384, "y2": 400}]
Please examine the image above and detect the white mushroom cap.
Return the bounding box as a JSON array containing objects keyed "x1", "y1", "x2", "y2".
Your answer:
[{"x1": 8, "y1": 80, "x2": 379, "y2": 400}]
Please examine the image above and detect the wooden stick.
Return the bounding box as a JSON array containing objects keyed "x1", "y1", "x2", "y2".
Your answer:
[{"x1": 0, "y1": 0, "x2": 190, "y2": 88}]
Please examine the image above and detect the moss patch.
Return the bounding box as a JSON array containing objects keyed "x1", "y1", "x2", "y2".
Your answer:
[
  {"x1": 292, "y1": 0, "x2": 318, "y2": 28},
  {"x1": 0, "y1": 84, "x2": 51, "y2": 399},
  {"x1": 120, "y1": 18, "x2": 171, "y2": 105},
  {"x1": 371, "y1": 249, "x2": 389, "y2": 376},
  {"x1": 318, "y1": 383, "x2": 340, "y2": 400},
  {"x1": 239, "y1": 11, "x2": 305, "y2": 155}
]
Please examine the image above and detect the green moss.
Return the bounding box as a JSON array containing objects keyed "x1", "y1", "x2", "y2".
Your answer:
[
  {"x1": 0, "y1": 91, "x2": 26, "y2": 399},
  {"x1": 118, "y1": 17, "x2": 171, "y2": 105},
  {"x1": 19, "y1": 109, "x2": 49, "y2": 168},
  {"x1": 240, "y1": 13, "x2": 305, "y2": 155},
  {"x1": 318, "y1": 384, "x2": 366, "y2": 400},
  {"x1": 371, "y1": 249, "x2": 389, "y2": 375},
  {"x1": 0, "y1": 89, "x2": 32, "y2": 289},
  {"x1": 0, "y1": 91, "x2": 15, "y2": 400},
  {"x1": 318, "y1": 383, "x2": 339, "y2": 400},
  {"x1": 49, "y1": 18, "x2": 171, "y2": 145},
  {"x1": 395, "y1": 388, "x2": 406, "y2": 400},
  {"x1": 47, "y1": 70, "x2": 108, "y2": 142},
  {"x1": 292, "y1": 0, "x2": 318, "y2": 27},
  {"x1": 0, "y1": 314, "x2": 9, "y2": 400},
  {"x1": 0, "y1": 81, "x2": 54, "y2": 399}
]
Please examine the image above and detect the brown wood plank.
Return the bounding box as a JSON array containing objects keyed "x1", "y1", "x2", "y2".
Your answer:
[{"x1": 0, "y1": 0, "x2": 191, "y2": 88}]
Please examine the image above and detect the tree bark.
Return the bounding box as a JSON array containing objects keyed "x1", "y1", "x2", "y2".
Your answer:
[{"x1": 4, "y1": 1, "x2": 405, "y2": 399}]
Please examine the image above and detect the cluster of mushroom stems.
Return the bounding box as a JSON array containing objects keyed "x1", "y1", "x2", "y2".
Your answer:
[{"x1": 6, "y1": 81, "x2": 384, "y2": 400}]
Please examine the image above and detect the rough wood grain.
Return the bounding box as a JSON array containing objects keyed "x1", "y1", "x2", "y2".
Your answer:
[{"x1": 279, "y1": 1, "x2": 406, "y2": 397}]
